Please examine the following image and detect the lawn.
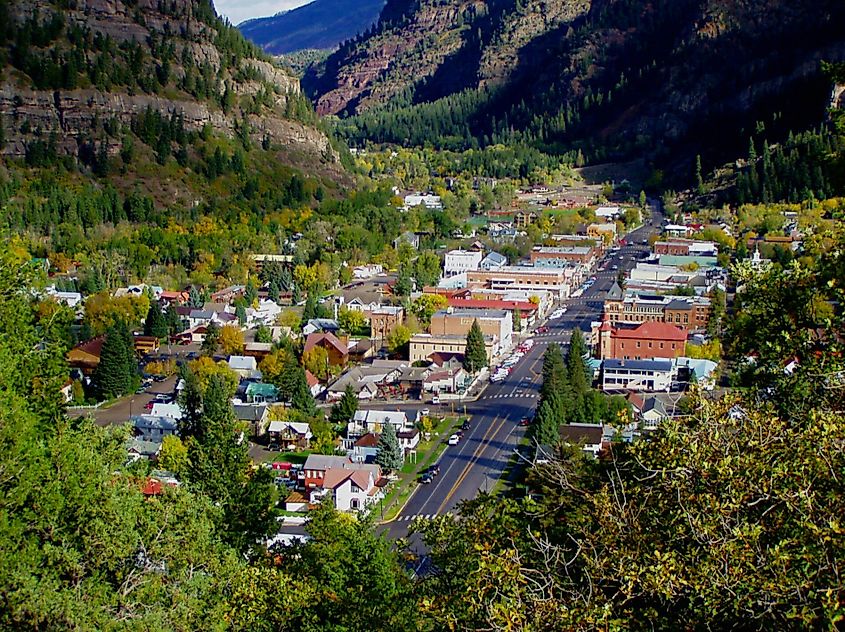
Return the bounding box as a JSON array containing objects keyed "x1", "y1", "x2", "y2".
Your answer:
[{"x1": 267, "y1": 450, "x2": 311, "y2": 465}]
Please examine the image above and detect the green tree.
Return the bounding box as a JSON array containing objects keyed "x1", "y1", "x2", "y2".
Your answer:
[
  {"x1": 201, "y1": 321, "x2": 220, "y2": 356},
  {"x1": 188, "y1": 285, "x2": 203, "y2": 308},
  {"x1": 255, "y1": 324, "x2": 273, "y2": 343},
  {"x1": 413, "y1": 250, "x2": 441, "y2": 288},
  {"x1": 411, "y1": 293, "x2": 448, "y2": 326},
  {"x1": 289, "y1": 365, "x2": 317, "y2": 416},
  {"x1": 329, "y1": 383, "x2": 358, "y2": 426},
  {"x1": 143, "y1": 301, "x2": 168, "y2": 339},
  {"x1": 394, "y1": 265, "x2": 413, "y2": 297},
  {"x1": 386, "y1": 324, "x2": 412, "y2": 355},
  {"x1": 158, "y1": 434, "x2": 189, "y2": 476},
  {"x1": 93, "y1": 324, "x2": 134, "y2": 400},
  {"x1": 338, "y1": 307, "x2": 366, "y2": 333},
  {"x1": 512, "y1": 308, "x2": 522, "y2": 333},
  {"x1": 236, "y1": 303, "x2": 247, "y2": 326},
  {"x1": 374, "y1": 423, "x2": 403, "y2": 474},
  {"x1": 463, "y1": 319, "x2": 488, "y2": 373}
]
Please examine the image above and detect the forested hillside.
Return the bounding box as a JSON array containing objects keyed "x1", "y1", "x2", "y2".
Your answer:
[
  {"x1": 239, "y1": 0, "x2": 386, "y2": 54},
  {"x1": 306, "y1": 0, "x2": 845, "y2": 171}
]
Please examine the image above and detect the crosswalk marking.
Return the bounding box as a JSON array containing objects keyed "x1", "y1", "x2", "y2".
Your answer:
[
  {"x1": 396, "y1": 512, "x2": 454, "y2": 522},
  {"x1": 479, "y1": 392, "x2": 538, "y2": 400}
]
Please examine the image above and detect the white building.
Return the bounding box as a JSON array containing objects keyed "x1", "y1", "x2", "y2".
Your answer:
[
  {"x1": 595, "y1": 206, "x2": 622, "y2": 220},
  {"x1": 349, "y1": 410, "x2": 414, "y2": 435},
  {"x1": 444, "y1": 250, "x2": 483, "y2": 277},
  {"x1": 403, "y1": 193, "x2": 443, "y2": 210},
  {"x1": 601, "y1": 359, "x2": 673, "y2": 392},
  {"x1": 247, "y1": 299, "x2": 282, "y2": 326},
  {"x1": 311, "y1": 465, "x2": 383, "y2": 513}
]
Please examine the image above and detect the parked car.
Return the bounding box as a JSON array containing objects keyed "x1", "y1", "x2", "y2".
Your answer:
[
  {"x1": 432, "y1": 396, "x2": 441, "y2": 405},
  {"x1": 461, "y1": 420, "x2": 471, "y2": 431},
  {"x1": 427, "y1": 463, "x2": 441, "y2": 476},
  {"x1": 144, "y1": 401, "x2": 154, "y2": 411},
  {"x1": 536, "y1": 326, "x2": 549, "y2": 333},
  {"x1": 135, "y1": 386, "x2": 146, "y2": 394},
  {"x1": 420, "y1": 473, "x2": 433, "y2": 484},
  {"x1": 519, "y1": 417, "x2": 531, "y2": 426},
  {"x1": 447, "y1": 434, "x2": 460, "y2": 445}
]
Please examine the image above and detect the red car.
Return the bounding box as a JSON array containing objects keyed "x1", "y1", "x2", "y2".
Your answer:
[
  {"x1": 518, "y1": 417, "x2": 531, "y2": 426},
  {"x1": 536, "y1": 326, "x2": 549, "y2": 333}
]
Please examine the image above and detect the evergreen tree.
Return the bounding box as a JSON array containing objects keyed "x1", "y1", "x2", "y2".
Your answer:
[
  {"x1": 463, "y1": 319, "x2": 488, "y2": 373},
  {"x1": 144, "y1": 301, "x2": 168, "y2": 339},
  {"x1": 565, "y1": 330, "x2": 591, "y2": 423},
  {"x1": 375, "y1": 424, "x2": 403, "y2": 474},
  {"x1": 302, "y1": 293, "x2": 319, "y2": 322},
  {"x1": 165, "y1": 305, "x2": 183, "y2": 335},
  {"x1": 93, "y1": 325, "x2": 133, "y2": 400},
  {"x1": 201, "y1": 321, "x2": 220, "y2": 356},
  {"x1": 188, "y1": 285, "x2": 203, "y2": 308},
  {"x1": 694, "y1": 154, "x2": 703, "y2": 193},
  {"x1": 533, "y1": 399, "x2": 559, "y2": 447},
  {"x1": 268, "y1": 280, "x2": 280, "y2": 303},
  {"x1": 235, "y1": 303, "x2": 247, "y2": 326},
  {"x1": 512, "y1": 308, "x2": 521, "y2": 333},
  {"x1": 244, "y1": 279, "x2": 257, "y2": 305},
  {"x1": 290, "y1": 365, "x2": 317, "y2": 416},
  {"x1": 329, "y1": 383, "x2": 358, "y2": 427},
  {"x1": 394, "y1": 265, "x2": 413, "y2": 297}
]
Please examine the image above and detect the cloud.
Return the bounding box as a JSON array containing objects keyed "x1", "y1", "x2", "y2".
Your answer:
[{"x1": 214, "y1": 0, "x2": 313, "y2": 25}]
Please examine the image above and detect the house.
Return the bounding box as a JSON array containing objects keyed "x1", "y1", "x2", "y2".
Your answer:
[
  {"x1": 159, "y1": 290, "x2": 190, "y2": 305},
  {"x1": 595, "y1": 205, "x2": 622, "y2": 220},
  {"x1": 126, "y1": 438, "x2": 162, "y2": 462},
  {"x1": 479, "y1": 251, "x2": 507, "y2": 271},
  {"x1": 268, "y1": 420, "x2": 312, "y2": 450},
  {"x1": 601, "y1": 359, "x2": 674, "y2": 392},
  {"x1": 403, "y1": 193, "x2": 442, "y2": 210},
  {"x1": 597, "y1": 318, "x2": 688, "y2": 360},
  {"x1": 559, "y1": 423, "x2": 607, "y2": 458},
  {"x1": 663, "y1": 224, "x2": 691, "y2": 238},
  {"x1": 353, "y1": 264, "x2": 384, "y2": 279},
  {"x1": 444, "y1": 250, "x2": 483, "y2": 277},
  {"x1": 423, "y1": 367, "x2": 469, "y2": 394},
  {"x1": 45, "y1": 287, "x2": 83, "y2": 308},
  {"x1": 245, "y1": 382, "x2": 279, "y2": 403},
  {"x1": 349, "y1": 433, "x2": 380, "y2": 463},
  {"x1": 587, "y1": 222, "x2": 617, "y2": 244},
  {"x1": 397, "y1": 429, "x2": 420, "y2": 454},
  {"x1": 302, "y1": 318, "x2": 341, "y2": 336},
  {"x1": 133, "y1": 335, "x2": 160, "y2": 356},
  {"x1": 67, "y1": 336, "x2": 105, "y2": 374},
  {"x1": 149, "y1": 402, "x2": 182, "y2": 421},
  {"x1": 427, "y1": 351, "x2": 465, "y2": 370},
  {"x1": 393, "y1": 231, "x2": 420, "y2": 250},
  {"x1": 325, "y1": 364, "x2": 401, "y2": 401},
  {"x1": 311, "y1": 465, "x2": 383, "y2": 512},
  {"x1": 640, "y1": 397, "x2": 668, "y2": 430},
  {"x1": 228, "y1": 355, "x2": 259, "y2": 378},
  {"x1": 246, "y1": 299, "x2": 282, "y2": 326},
  {"x1": 674, "y1": 357, "x2": 718, "y2": 389},
  {"x1": 233, "y1": 403, "x2": 270, "y2": 437},
  {"x1": 132, "y1": 415, "x2": 178, "y2": 442},
  {"x1": 302, "y1": 454, "x2": 353, "y2": 489},
  {"x1": 303, "y1": 332, "x2": 349, "y2": 367},
  {"x1": 350, "y1": 409, "x2": 413, "y2": 436},
  {"x1": 514, "y1": 210, "x2": 538, "y2": 227},
  {"x1": 210, "y1": 285, "x2": 245, "y2": 304},
  {"x1": 305, "y1": 370, "x2": 324, "y2": 397}
]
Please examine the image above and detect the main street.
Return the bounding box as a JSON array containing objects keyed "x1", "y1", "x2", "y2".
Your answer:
[{"x1": 385, "y1": 207, "x2": 662, "y2": 541}]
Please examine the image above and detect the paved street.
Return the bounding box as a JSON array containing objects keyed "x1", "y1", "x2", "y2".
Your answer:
[{"x1": 385, "y1": 208, "x2": 662, "y2": 543}]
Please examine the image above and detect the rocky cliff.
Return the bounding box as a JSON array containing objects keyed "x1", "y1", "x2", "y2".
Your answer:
[
  {"x1": 306, "y1": 0, "x2": 845, "y2": 168},
  {"x1": 0, "y1": 0, "x2": 337, "y2": 163}
]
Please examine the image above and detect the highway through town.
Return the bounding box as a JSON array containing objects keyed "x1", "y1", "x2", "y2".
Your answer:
[{"x1": 384, "y1": 208, "x2": 662, "y2": 542}]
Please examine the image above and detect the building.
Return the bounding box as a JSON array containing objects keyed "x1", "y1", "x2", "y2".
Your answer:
[
  {"x1": 132, "y1": 415, "x2": 178, "y2": 442},
  {"x1": 393, "y1": 231, "x2": 420, "y2": 250},
  {"x1": 245, "y1": 382, "x2": 279, "y2": 403},
  {"x1": 479, "y1": 251, "x2": 507, "y2": 271},
  {"x1": 446, "y1": 297, "x2": 539, "y2": 325},
  {"x1": 430, "y1": 307, "x2": 513, "y2": 351},
  {"x1": 658, "y1": 255, "x2": 718, "y2": 269},
  {"x1": 514, "y1": 210, "x2": 538, "y2": 227},
  {"x1": 601, "y1": 359, "x2": 673, "y2": 392},
  {"x1": 559, "y1": 423, "x2": 607, "y2": 457},
  {"x1": 467, "y1": 266, "x2": 574, "y2": 300},
  {"x1": 268, "y1": 420, "x2": 312, "y2": 450},
  {"x1": 67, "y1": 336, "x2": 104, "y2": 374},
  {"x1": 603, "y1": 284, "x2": 711, "y2": 330},
  {"x1": 349, "y1": 410, "x2": 414, "y2": 435},
  {"x1": 303, "y1": 332, "x2": 349, "y2": 367},
  {"x1": 302, "y1": 455, "x2": 352, "y2": 490},
  {"x1": 653, "y1": 239, "x2": 718, "y2": 257},
  {"x1": 410, "y1": 332, "x2": 497, "y2": 364},
  {"x1": 597, "y1": 318, "x2": 687, "y2": 360},
  {"x1": 133, "y1": 335, "x2": 160, "y2": 356},
  {"x1": 444, "y1": 250, "x2": 483, "y2": 277},
  {"x1": 404, "y1": 193, "x2": 442, "y2": 210},
  {"x1": 228, "y1": 355, "x2": 259, "y2": 378},
  {"x1": 587, "y1": 222, "x2": 617, "y2": 244},
  {"x1": 368, "y1": 306, "x2": 404, "y2": 341},
  {"x1": 529, "y1": 246, "x2": 596, "y2": 268},
  {"x1": 594, "y1": 205, "x2": 622, "y2": 220},
  {"x1": 423, "y1": 367, "x2": 470, "y2": 394},
  {"x1": 311, "y1": 465, "x2": 383, "y2": 513}
]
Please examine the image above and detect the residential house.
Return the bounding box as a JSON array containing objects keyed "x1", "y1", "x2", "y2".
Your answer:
[
  {"x1": 479, "y1": 251, "x2": 507, "y2": 271},
  {"x1": 233, "y1": 403, "x2": 270, "y2": 437},
  {"x1": 423, "y1": 367, "x2": 469, "y2": 394},
  {"x1": 444, "y1": 250, "x2": 483, "y2": 277},
  {"x1": 302, "y1": 454, "x2": 352, "y2": 490},
  {"x1": 132, "y1": 415, "x2": 178, "y2": 442},
  {"x1": 245, "y1": 382, "x2": 279, "y2": 403},
  {"x1": 397, "y1": 429, "x2": 420, "y2": 454},
  {"x1": 403, "y1": 193, "x2": 442, "y2": 210},
  {"x1": 595, "y1": 205, "x2": 622, "y2": 220},
  {"x1": 640, "y1": 397, "x2": 668, "y2": 430},
  {"x1": 268, "y1": 420, "x2": 312, "y2": 450},
  {"x1": 663, "y1": 224, "x2": 692, "y2": 238},
  {"x1": 514, "y1": 210, "x2": 538, "y2": 228},
  {"x1": 349, "y1": 410, "x2": 413, "y2": 436},
  {"x1": 67, "y1": 336, "x2": 105, "y2": 374},
  {"x1": 246, "y1": 299, "x2": 282, "y2": 326},
  {"x1": 302, "y1": 318, "x2": 341, "y2": 336},
  {"x1": 393, "y1": 231, "x2": 420, "y2": 250},
  {"x1": 349, "y1": 433, "x2": 379, "y2": 463},
  {"x1": 210, "y1": 285, "x2": 245, "y2": 304},
  {"x1": 133, "y1": 335, "x2": 160, "y2": 356},
  {"x1": 597, "y1": 318, "x2": 688, "y2": 360},
  {"x1": 149, "y1": 402, "x2": 182, "y2": 421},
  {"x1": 126, "y1": 438, "x2": 162, "y2": 462},
  {"x1": 45, "y1": 287, "x2": 83, "y2": 308},
  {"x1": 228, "y1": 355, "x2": 259, "y2": 379},
  {"x1": 311, "y1": 465, "x2": 383, "y2": 512},
  {"x1": 559, "y1": 423, "x2": 607, "y2": 458},
  {"x1": 353, "y1": 264, "x2": 383, "y2": 279},
  {"x1": 601, "y1": 359, "x2": 674, "y2": 392},
  {"x1": 305, "y1": 370, "x2": 325, "y2": 398},
  {"x1": 427, "y1": 351, "x2": 465, "y2": 370},
  {"x1": 303, "y1": 332, "x2": 349, "y2": 367},
  {"x1": 325, "y1": 364, "x2": 402, "y2": 401}
]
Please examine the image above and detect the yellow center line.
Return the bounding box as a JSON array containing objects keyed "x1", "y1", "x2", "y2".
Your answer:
[{"x1": 436, "y1": 414, "x2": 509, "y2": 514}]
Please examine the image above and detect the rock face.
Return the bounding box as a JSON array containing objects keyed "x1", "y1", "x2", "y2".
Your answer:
[
  {"x1": 0, "y1": 0, "x2": 337, "y2": 162},
  {"x1": 305, "y1": 0, "x2": 845, "y2": 165}
]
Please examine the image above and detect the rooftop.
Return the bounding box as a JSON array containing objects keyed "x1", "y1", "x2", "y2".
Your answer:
[
  {"x1": 603, "y1": 358, "x2": 674, "y2": 372},
  {"x1": 612, "y1": 321, "x2": 687, "y2": 341}
]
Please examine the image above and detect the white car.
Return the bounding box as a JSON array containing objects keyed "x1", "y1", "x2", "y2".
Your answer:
[{"x1": 448, "y1": 434, "x2": 460, "y2": 445}]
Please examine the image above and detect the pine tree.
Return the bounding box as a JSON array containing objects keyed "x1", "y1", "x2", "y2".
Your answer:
[
  {"x1": 202, "y1": 321, "x2": 220, "y2": 356},
  {"x1": 512, "y1": 309, "x2": 521, "y2": 333},
  {"x1": 93, "y1": 326, "x2": 133, "y2": 400},
  {"x1": 235, "y1": 304, "x2": 247, "y2": 326},
  {"x1": 144, "y1": 302, "x2": 168, "y2": 339},
  {"x1": 244, "y1": 279, "x2": 257, "y2": 305},
  {"x1": 533, "y1": 399, "x2": 560, "y2": 447},
  {"x1": 565, "y1": 330, "x2": 591, "y2": 423},
  {"x1": 290, "y1": 365, "x2": 317, "y2": 417},
  {"x1": 463, "y1": 319, "x2": 488, "y2": 373},
  {"x1": 694, "y1": 154, "x2": 703, "y2": 194},
  {"x1": 165, "y1": 305, "x2": 183, "y2": 334},
  {"x1": 329, "y1": 383, "x2": 358, "y2": 426},
  {"x1": 188, "y1": 286, "x2": 203, "y2": 308},
  {"x1": 374, "y1": 423, "x2": 403, "y2": 474}
]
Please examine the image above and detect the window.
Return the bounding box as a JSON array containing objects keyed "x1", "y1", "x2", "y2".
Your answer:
[
  {"x1": 636, "y1": 341, "x2": 641, "y2": 348},
  {"x1": 659, "y1": 342, "x2": 664, "y2": 349}
]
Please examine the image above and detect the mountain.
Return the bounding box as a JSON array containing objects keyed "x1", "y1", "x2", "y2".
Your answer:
[
  {"x1": 305, "y1": 0, "x2": 845, "y2": 170},
  {"x1": 0, "y1": 0, "x2": 343, "y2": 200},
  {"x1": 238, "y1": 0, "x2": 386, "y2": 55}
]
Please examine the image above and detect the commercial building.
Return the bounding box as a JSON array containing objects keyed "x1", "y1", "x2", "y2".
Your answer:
[
  {"x1": 529, "y1": 246, "x2": 597, "y2": 268},
  {"x1": 597, "y1": 318, "x2": 687, "y2": 361},
  {"x1": 601, "y1": 359, "x2": 674, "y2": 392},
  {"x1": 603, "y1": 284, "x2": 711, "y2": 331},
  {"x1": 430, "y1": 307, "x2": 513, "y2": 351},
  {"x1": 409, "y1": 333, "x2": 498, "y2": 364},
  {"x1": 444, "y1": 249, "x2": 483, "y2": 277},
  {"x1": 653, "y1": 239, "x2": 719, "y2": 257},
  {"x1": 467, "y1": 266, "x2": 574, "y2": 300}
]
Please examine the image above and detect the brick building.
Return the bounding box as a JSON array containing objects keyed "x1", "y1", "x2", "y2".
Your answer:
[
  {"x1": 430, "y1": 308, "x2": 513, "y2": 352},
  {"x1": 603, "y1": 283, "x2": 710, "y2": 331},
  {"x1": 597, "y1": 317, "x2": 687, "y2": 361}
]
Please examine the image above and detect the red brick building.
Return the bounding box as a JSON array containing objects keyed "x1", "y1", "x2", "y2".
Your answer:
[{"x1": 597, "y1": 318, "x2": 687, "y2": 361}]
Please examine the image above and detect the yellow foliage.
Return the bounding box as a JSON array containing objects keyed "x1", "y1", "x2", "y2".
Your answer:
[
  {"x1": 145, "y1": 359, "x2": 176, "y2": 376},
  {"x1": 220, "y1": 325, "x2": 245, "y2": 355},
  {"x1": 188, "y1": 356, "x2": 239, "y2": 398},
  {"x1": 84, "y1": 292, "x2": 150, "y2": 334}
]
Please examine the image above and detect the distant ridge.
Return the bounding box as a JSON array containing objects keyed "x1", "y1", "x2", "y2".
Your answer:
[{"x1": 239, "y1": 0, "x2": 385, "y2": 54}]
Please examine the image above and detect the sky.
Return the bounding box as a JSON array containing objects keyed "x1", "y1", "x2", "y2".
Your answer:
[{"x1": 214, "y1": 0, "x2": 312, "y2": 25}]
